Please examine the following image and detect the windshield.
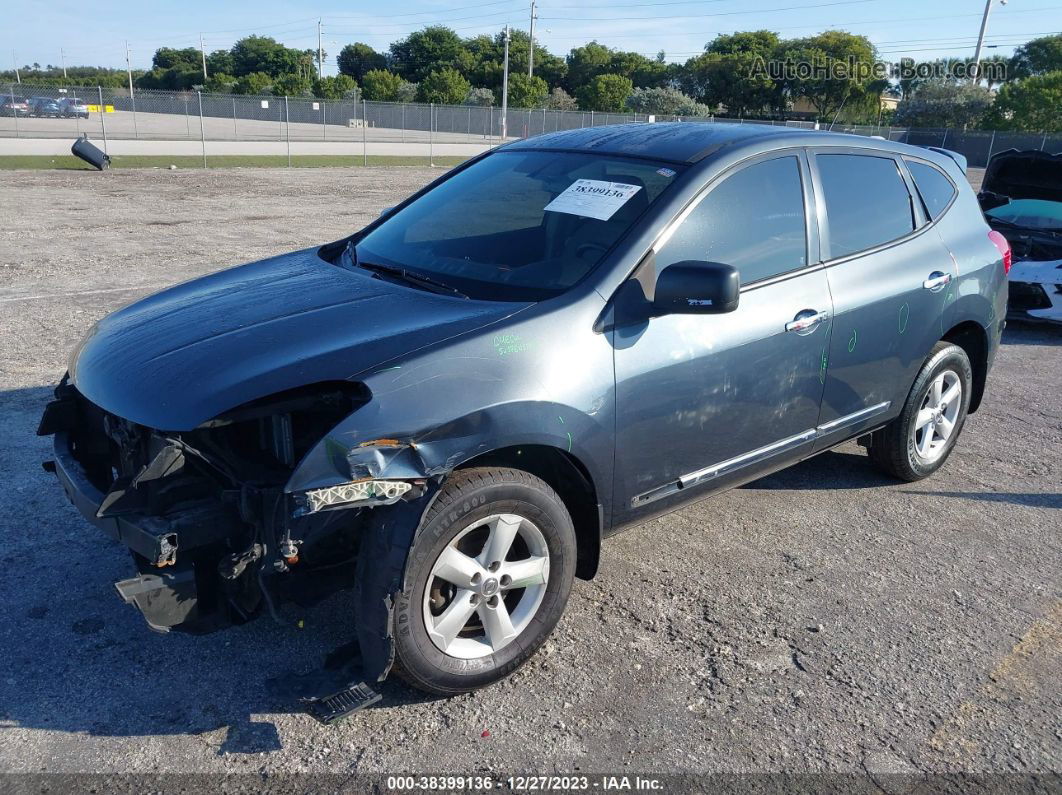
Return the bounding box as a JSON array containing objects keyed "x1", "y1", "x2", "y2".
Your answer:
[
  {"x1": 986, "y1": 198, "x2": 1062, "y2": 232},
  {"x1": 353, "y1": 150, "x2": 683, "y2": 301}
]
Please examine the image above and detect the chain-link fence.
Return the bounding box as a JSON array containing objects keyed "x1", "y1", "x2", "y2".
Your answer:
[{"x1": 4, "y1": 82, "x2": 1061, "y2": 167}]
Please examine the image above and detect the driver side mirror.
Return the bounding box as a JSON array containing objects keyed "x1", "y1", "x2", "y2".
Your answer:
[{"x1": 653, "y1": 261, "x2": 740, "y2": 316}]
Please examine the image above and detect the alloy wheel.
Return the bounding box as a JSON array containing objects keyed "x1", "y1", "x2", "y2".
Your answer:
[
  {"x1": 422, "y1": 513, "x2": 550, "y2": 659},
  {"x1": 912, "y1": 369, "x2": 963, "y2": 463}
]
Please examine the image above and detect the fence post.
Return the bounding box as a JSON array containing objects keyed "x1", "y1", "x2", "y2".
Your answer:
[
  {"x1": 401, "y1": 103, "x2": 405, "y2": 143},
  {"x1": 468, "y1": 104, "x2": 472, "y2": 144},
  {"x1": 232, "y1": 96, "x2": 237, "y2": 139},
  {"x1": 940, "y1": 128, "x2": 949, "y2": 148},
  {"x1": 285, "y1": 95, "x2": 291, "y2": 168},
  {"x1": 184, "y1": 97, "x2": 191, "y2": 138},
  {"x1": 322, "y1": 100, "x2": 326, "y2": 141},
  {"x1": 362, "y1": 99, "x2": 368, "y2": 166},
  {"x1": 429, "y1": 103, "x2": 435, "y2": 167},
  {"x1": 488, "y1": 105, "x2": 493, "y2": 146},
  {"x1": 98, "y1": 86, "x2": 108, "y2": 154},
  {"x1": 590, "y1": 110, "x2": 594, "y2": 127},
  {"x1": 9, "y1": 84, "x2": 18, "y2": 138},
  {"x1": 197, "y1": 91, "x2": 207, "y2": 169},
  {"x1": 986, "y1": 130, "x2": 996, "y2": 165},
  {"x1": 130, "y1": 84, "x2": 139, "y2": 139},
  {"x1": 1041, "y1": 133, "x2": 1048, "y2": 151}
]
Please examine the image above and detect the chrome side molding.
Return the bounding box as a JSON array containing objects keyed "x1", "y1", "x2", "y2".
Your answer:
[{"x1": 630, "y1": 400, "x2": 891, "y2": 508}]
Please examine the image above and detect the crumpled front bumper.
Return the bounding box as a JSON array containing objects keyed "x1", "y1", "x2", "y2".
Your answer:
[
  {"x1": 1007, "y1": 259, "x2": 1062, "y2": 324},
  {"x1": 46, "y1": 431, "x2": 238, "y2": 633}
]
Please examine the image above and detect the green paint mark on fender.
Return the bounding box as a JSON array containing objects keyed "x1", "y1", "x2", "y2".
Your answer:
[
  {"x1": 898, "y1": 303, "x2": 910, "y2": 334},
  {"x1": 493, "y1": 333, "x2": 532, "y2": 356},
  {"x1": 847, "y1": 329, "x2": 858, "y2": 353}
]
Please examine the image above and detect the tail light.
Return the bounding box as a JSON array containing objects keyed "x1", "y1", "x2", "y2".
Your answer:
[{"x1": 988, "y1": 229, "x2": 1012, "y2": 275}]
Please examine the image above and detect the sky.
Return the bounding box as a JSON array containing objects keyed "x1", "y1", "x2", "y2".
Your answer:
[{"x1": 5, "y1": 0, "x2": 1062, "y2": 75}]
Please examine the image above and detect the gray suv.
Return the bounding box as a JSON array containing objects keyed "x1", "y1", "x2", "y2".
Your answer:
[{"x1": 39, "y1": 124, "x2": 1008, "y2": 715}]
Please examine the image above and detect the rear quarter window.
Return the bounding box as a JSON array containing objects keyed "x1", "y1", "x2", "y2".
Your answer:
[
  {"x1": 816, "y1": 153, "x2": 915, "y2": 259},
  {"x1": 905, "y1": 159, "x2": 958, "y2": 220}
]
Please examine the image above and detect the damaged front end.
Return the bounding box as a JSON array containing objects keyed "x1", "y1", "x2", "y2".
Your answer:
[{"x1": 38, "y1": 377, "x2": 432, "y2": 662}]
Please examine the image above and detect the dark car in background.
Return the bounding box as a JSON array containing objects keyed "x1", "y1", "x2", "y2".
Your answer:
[
  {"x1": 28, "y1": 97, "x2": 62, "y2": 117},
  {"x1": 38, "y1": 124, "x2": 1008, "y2": 712},
  {"x1": 979, "y1": 149, "x2": 1062, "y2": 323},
  {"x1": 58, "y1": 97, "x2": 90, "y2": 119},
  {"x1": 0, "y1": 96, "x2": 29, "y2": 116}
]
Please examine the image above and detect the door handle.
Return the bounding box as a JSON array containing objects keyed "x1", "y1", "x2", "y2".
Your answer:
[
  {"x1": 923, "y1": 271, "x2": 952, "y2": 291},
  {"x1": 785, "y1": 309, "x2": 830, "y2": 334}
]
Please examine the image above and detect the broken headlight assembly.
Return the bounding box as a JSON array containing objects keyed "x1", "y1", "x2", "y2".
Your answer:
[{"x1": 294, "y1": 478, "x2": 419, "y2": 516}]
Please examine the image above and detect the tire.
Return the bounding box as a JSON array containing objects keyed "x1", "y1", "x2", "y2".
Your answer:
[
  {"x1": 392, "y1": 467, "x2": 577, "y2": 695},
  {"x1": 869, "y1": 341, "x2": 973, "y2": 481}
]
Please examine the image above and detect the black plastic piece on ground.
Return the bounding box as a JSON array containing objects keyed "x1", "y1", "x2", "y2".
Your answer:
[
  {"x1": 71, "y1": 135, "x2": 111, "y2": 170},
  {"x1": 301, "y1": 682, "x2": 382, "y2": 725}
]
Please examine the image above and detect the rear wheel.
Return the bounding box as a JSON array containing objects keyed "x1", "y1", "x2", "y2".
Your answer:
[
  {"x1": 869, "y1": 341, "x2": 972, "y2": 481},
  {"x1": 392, "y1": 468, "x2": 577, "y2": 695}
]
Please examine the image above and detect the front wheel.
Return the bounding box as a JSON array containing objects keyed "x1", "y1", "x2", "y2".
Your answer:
[
  {"x1": 392, "y1": 467, "x2": 577, "y2": 695},
  {"x1": 869, "y1": 341, "x2": 973, "y2": 481}
]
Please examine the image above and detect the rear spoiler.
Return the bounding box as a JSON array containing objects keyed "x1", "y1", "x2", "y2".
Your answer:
[{"x1": 927, "y1": 147, "x2": 968, "y2": 175}]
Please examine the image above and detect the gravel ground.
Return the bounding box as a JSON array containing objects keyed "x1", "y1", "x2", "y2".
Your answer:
[{"x1": 0, "y1": 166, "x2": 1059, "y2": 781}]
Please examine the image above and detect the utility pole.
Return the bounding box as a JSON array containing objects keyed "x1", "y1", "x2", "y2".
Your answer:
[
  {"x1": 972, "y1": 0, "x2": 998, "y2": 81},
  {"x1": 501, "y1": 24, "x2": 510, "y2": 140},
  {"x1": 317, "y1": 19, "x2": 324, "y2": 79},
  {"x1": 125, "y1": 41, "x2": 134, "y2": 95},
  {"x1": 60, "y1": 47, "x2": 67, "y2": 79},
  {"x1": 200, "y1": 33, "x2": 208, "y2": 80},
  {"x1": 528, "y1": 1, "x2": 537, "y2": 78},
  {"x1": 12, "y1": 52, "x2": 19, "y2": 84}
]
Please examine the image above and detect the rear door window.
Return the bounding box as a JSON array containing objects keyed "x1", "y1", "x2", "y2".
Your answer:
[
  {"x1": 816, "y1": 153, "x2": 915, "y2": 259},
  {"x1": 905, "y1": 159, "x2": 957, "y2": 220},
  {"x1": 656, "y1": 156, "x2": 808, "y2": 285}
]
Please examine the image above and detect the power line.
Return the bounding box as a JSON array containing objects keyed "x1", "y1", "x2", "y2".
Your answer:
[{"x1": 540, "y1": 0, "x2": 882, "y2": 22}]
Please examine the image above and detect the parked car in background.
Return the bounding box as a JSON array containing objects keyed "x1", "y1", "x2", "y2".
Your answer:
[
  {"x1": 0, "y1": 96, "x2": 29, "y2": 116},
  {"x1": 28, "y1": 97, "x2": 62, "y2": 117},
  {"x1": 38, "y1": 124, "x2": 1008, "y2": 712},
  {"x1": 979, "y1": 149, "x2": 1062, "y2": 324},
  {"x1": 58, "y1": 97, "x2": 90, "y2": 119}
]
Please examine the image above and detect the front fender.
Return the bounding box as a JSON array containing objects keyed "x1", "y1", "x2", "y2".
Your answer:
[{"x1": 286, "y1": 296, "x2": 615, "y2": 498}]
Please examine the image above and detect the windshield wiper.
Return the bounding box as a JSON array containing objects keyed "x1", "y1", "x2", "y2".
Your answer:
[{"x1": 346, "y1": 244, "x2": 468, "y2": 298}]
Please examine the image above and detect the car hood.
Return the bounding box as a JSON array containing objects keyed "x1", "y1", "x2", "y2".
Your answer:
[
  {"x1": 70, "y1": 247, "x2": 529, "y2": 430},
  {"x1": 981, "y1": 149, "x2": 1062, "y2": 203}
]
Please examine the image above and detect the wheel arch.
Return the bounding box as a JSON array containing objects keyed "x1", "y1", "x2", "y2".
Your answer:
[
  {"x1": 941, "y1": 320, "x2": 989, "y2": 413},
  {"x1": 454, "y1": 444, "x2": 602, "y2": 581}
]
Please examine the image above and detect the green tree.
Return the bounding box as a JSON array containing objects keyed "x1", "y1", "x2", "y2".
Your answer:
[
  {"x1": 136, "y1": 65, "x2": 199, "y2": 91},
  {"x1": 231, "y1": 36, "x2": 302, "y2": 78},
  {"x1": 464, "y1": 87, "x2": 496, "y2": 106},
  {"x1": 983, "y1": 72, "x2": 1062, "y2": 132},
  {"x1": 778, "y1": 31, "x2": 879, "y2": 120},
  {"x1": 206, "y1": 49, "x2": 235, "y2": 76},
  {"x1": 505, "y1": 73, "x2": 548, "y2": 108},
  {"x1": 233, "y1": 71, "x2": 273, "y2": 95},
  {"x1": 545, "y1": 86, "x2": 578, "y2": 110},
  {"x1": 417, "y1": 67, "x2": 471, "y2": 104},
  {"x1": 203, "y1": 73, "x2": 238, "y2": 93},
  {"x1": 361, "y1": 69, "x2": 404, "y2": 101},
  {"x1": 1009, "y1": 34, "x2": 1062, "y2": 79},
  {"x1": 565, "y1": 41, "x2": 614, "y2": 92},
  {"x1": 894, "y1": 79, "x2": 993, "y2": 129},
  {"x1": 152, "y1": 47, "x2": 201, "y2": 71},
  {"x1": 608, "y1": 50, "x2": 668, "y2": 88},
  {"x1": 390, "y1": 26, "x2": 473, "y2": 83},
  {"x1": 679, "y1": 31, "x2": 782, "y2": 117},
  {"x1": 396, "y1": 81, "x2": 419, "y2": 102},
  {"x1": 271, "y1": 72, "x2": 312, "y2": 97},
  {"x1": 576, "y1": 73, "x2": 633, "y2": 112},
  {"x1": 466, "y1": 30, "x2": 566, "y2": 94},
  {"x1": 626, "y1": 86, "x2": 708, "y2": 116},
  {"x1": 313, "y1": 74, "x2": 357, "y2": 100},
  {"x1": 337, "y1": 43, "x2": 387, "y2": 82}
]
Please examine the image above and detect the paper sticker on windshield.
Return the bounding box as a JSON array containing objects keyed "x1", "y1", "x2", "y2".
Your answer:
[{"x1": 544, "y1": 179, "x2": 642, "y2": 221}]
